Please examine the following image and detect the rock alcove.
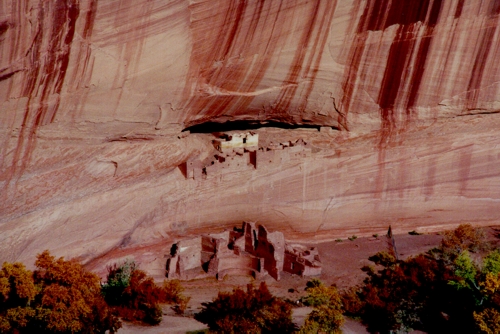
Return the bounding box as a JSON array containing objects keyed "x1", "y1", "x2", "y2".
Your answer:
[{"x1": 183, "y1": 120, "x2": 333, "y2": 134}]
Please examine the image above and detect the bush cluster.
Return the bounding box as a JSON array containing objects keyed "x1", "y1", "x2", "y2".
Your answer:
[
  {"x1": 195, "y1": 278, "x2": 345, "y2": 334},
  {"x1": 195, "y1": 282, "x2": 296, "y2": 333},
  {"x1": 1, "y1": 251, "x2": 189, "y2": 333},
  {"x1": 101, "y1": 261, "x2": 189, "y2": 325},
  {"x1": 300, "y1": 279, "x2": 344, "y2": 334},
  {"x1": 343, "y1": 224, "x2": 500, "y2": 334}
]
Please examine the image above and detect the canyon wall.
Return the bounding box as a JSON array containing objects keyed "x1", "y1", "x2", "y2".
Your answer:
[{"x1": 1, "y1": 0, "x2": 500, "y2": 268}]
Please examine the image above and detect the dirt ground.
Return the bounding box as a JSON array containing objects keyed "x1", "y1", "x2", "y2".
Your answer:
[{"x1": 120, "y1": 226, "x2": 500, "y2": 333}]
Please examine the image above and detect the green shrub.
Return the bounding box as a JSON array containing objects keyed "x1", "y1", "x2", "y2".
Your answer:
[
  {"x1": 482, "y1": 250, "x2": 500, "y2": 276},
  {"x1": 305, "y1": 278, "x2": 323, "y2": 290},
  {"x1": 368, "y1": 251, "x2": 396, "y2": 267},
  {"x1": 101, "y1": 260, "x2": 136, "y2": 305}
]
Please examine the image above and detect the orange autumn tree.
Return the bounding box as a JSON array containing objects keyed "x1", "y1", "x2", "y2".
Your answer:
[
  {"x1": 0, "y1": 250, "x2": 120, "y2": 334},
  {"x1": 0, "y1": 262, "x2": 37, "y2": 332}
]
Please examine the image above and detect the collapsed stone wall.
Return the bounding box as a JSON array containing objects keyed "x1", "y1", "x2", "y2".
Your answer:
[
  {"x1": 165, "y1": 222, "x2": 322, "y2": 281},
  {"x1": 284, "y1": 244, "x2": 322, "y2": 277}
]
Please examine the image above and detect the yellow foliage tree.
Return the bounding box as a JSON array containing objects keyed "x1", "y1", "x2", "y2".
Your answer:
[
  {"x1": 474, "y1": 271, "x2": 500, "y2": 334},
  {"x1": 300, "y1": 281, "x2": 345, "y2": 334},
  {"x1": 0, "y1": 262, "x2": 37, "y2": 333},
  {"x1": 0, "y1": 250, "x2": 120, "y2": 334},
  {"x1": 440, "y1": 224, "x2": 486, "y2": 262},
  {"x1": 474, "y1": 308, "x2": 500, "y2": 334}
]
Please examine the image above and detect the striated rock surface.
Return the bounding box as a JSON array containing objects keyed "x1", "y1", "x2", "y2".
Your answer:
[{"x1": 1, "y1": 0, "x2": 500, "y2": 270}]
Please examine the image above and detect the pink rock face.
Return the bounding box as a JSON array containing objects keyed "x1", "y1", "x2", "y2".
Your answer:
[{"x1": 1, "y1": 1, "x2": 500, "y2": 270}]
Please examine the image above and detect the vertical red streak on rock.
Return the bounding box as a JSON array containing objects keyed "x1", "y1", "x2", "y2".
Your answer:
[
  {"x1": 231, "y1": 0, "x2": 281, "y2": 114},
  {"x1": 379, "y1": 1, "x2": 442, "y2": 142},
  {"x1": 297, "y1": 1, "x2": 337, "y2": 117},
  {"x1": 274, "y1": 1, "x2": 338, "y2": 124},
  {"x1": 8, "y1": 1, "x2": 21, "y2": 68},
  {"x1": 378, "y1": 26, "x2": 411, "y2": 110},
  {"x1": 489, "y1": 0, "x2": 500, "y2": 16},
  {"x1": 397, "y1": 156, "x2": 407, "y2": 198},
  {"x1": 378, "y1": 0, "x2": 442, "y2": 110},
  {"x1": 454, "y1": 0, "x2": 465, "y2": 18},
  {"x1": 220, "y1": 1, "x2": 248, "y2": 61},
  {"x1": 340, "y1": 0, "x2": 384, "y2": 128},
  {"x1": 183, "y1": 0, "x2": 257, "y2": 122},
  {"x1": 54, "y1": 1, "x2": 79, "y2": 96},
  {"x1": 377, "y1": 24, "x2": 414, "y2": 143},
  {"x1": 406, "y1": 35, "x2": 431, "y2": 112},
  {"x1": 210, "y1": 1, "x2": 254, "y2": 118},
  {"x1": 458, "y1": 145, "x2": 473, "y2": 196},
  {"x1": 273, "y1": 1, "x2": 321, "y2": 119},
  {"x1": 241, "y1": 0, "x2": 265, "y2": 50},
  {"x1": 338, "y1": 39, "x2": 364, "y2": 129},
  {"x1": 365, "y1": 0, "x2": 389, "y2": 31},
  {"x1": 184, "y1": 0, "x2": 336, "y2": 126},
  {"x1": 428, "y1": 0, "x2": 443, "y2": 26},
  {"x1": 104, "y1": 0, "x2": 155, "y2": 115},
  {"x1": 4, "y1": 0, "x2": 80, "y2": 194},
  {"x1": 343, "y1": 0, "x2": 442, "y2": 201},
  {"x1": 406, "y1": 0, "x2": 443, "y2": 116},
  {"x1": 0, "y1": 21, "x2": 9, "y2": 36},
  {"x1": 1, "y1": 8, "x2": 16, "y2": 103},
  {"x1": 423, "y1": 157, "x2": 437, "y2": 198},
  {"x1": 374, "y1": 147, "x2": 386, "y2": 199},
  {"x1": 341, "y1": 0, "x2": 442, "y2": 134},
  {"x1": 83, "y1": 0, "x2": 98, "y2": 39},
  {"x1": 466, "y1": 24, "x2": 497, "y2": 109},
  {"x1": 38, "y1": 0, "x2": 79, "y2": 124},
  {"x1": 69, "y1": 0, "x2": 97, "y2": 91},
  {"x1": 262, "y1": 0, "x2": 284, "y2": 54}
]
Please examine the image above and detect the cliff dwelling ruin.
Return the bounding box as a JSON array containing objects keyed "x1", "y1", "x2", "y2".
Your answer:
[
  {"x1": 166, "y1": 222, "x2": 322, "y2": 281},
  {"x1": 178, "y1": 130, "x2": 312, "y2": 180}
]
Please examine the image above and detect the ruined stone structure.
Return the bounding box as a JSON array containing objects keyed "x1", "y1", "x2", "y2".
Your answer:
[
  {"x1": 166, "y1": 222, "x2": 321, "y2": 281},
  {"x1": 179, "y1": 135, "x2": 311, "y2": 180},
  {"x1": 213, "y1": 132, "x2": 258, "y2": 153},
  {"x1": 284, "y1": 244, "x2": 322, "y2": 277},
  {"x1": 257, "y1": 139, "x2": 311, "y2": 168}
]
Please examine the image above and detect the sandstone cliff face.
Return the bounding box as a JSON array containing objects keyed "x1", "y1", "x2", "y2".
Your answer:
[{"x1": 1, "y1": 0, "x2": 500, "y2": 269}]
